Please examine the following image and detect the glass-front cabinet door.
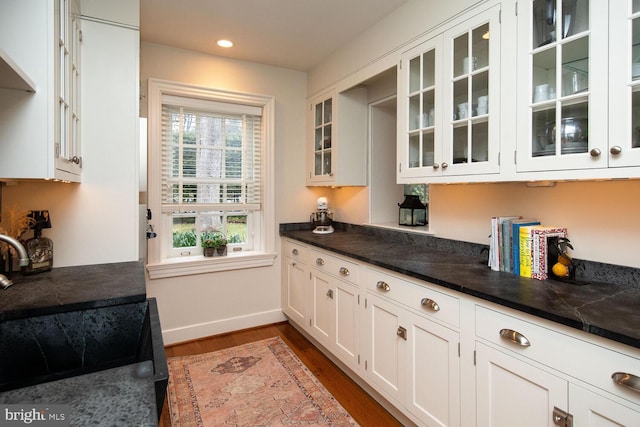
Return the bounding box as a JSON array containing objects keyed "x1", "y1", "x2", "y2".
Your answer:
[
  {"x1": 517, "y1": 0, "x2": 608, "y2": 172},
  {"x1": 310, "y1": 96, "x2": 333, "y2": 182},
  {"x1": 398, "y1": 36, "x2": 442, "y2": 180},
  {"x1": 398, "y1": 4, "x2": 500, "y2": 181},
  {"x1": 608, "y1": 0, "x2": 640, "y2": 167},
  {"x1": 442, "y1": 5, "x2": 501, "y2": 176}
]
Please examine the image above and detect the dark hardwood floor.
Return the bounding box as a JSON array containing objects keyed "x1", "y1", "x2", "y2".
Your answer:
[{"x1": 158, "y1": 321, "x2": 403, "y2": 426}]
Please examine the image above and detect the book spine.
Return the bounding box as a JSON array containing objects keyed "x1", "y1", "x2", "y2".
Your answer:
[{"x1": 519, "y1": 227, "x2": 532, "y2": 278}]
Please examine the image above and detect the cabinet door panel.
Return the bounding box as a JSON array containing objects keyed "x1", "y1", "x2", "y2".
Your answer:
[
  {"x1": 570, "y1": 384, "x2": 640, "y2": 427},
  {"x1": 476, "y1": 342, "x2": 567, "y2": 427},
  {"x1": 284, "y1": 258, "x2": 307, "y2": 325},
  {"x1": 334, "y1": 282, "x2": 358, "y2": 366},
  {"x1": 366, "y1": 294, "x2": 403, "y2": 402},
  {"x1": 407, "y1": 311, "x2": 461, "y2": 427},
  {"x1": 310, "y1": 270, "x2": 333, "y2": 343}
]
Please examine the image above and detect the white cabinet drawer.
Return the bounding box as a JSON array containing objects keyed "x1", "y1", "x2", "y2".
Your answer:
[
  {"x1": 476, "y1": 305, "x2": 640, "y2": 406},
  {"x1": 363, "y1": 268, "x2": 460, "y2": 329},
  {"x1": 310, "y1": 249, "x2": 359, "y2": 285},
  {"x1": 282, "y1": 239, "x2": 309, "y2": 264}
]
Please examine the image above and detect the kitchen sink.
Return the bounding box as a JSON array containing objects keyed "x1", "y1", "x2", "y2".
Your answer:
[{"x1": 0, "y1": 298, "x2": 168, "y2": 418}]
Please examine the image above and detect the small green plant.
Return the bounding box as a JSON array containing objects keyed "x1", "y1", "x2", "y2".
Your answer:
[{"x1": 201, "y1": 231, "x2": 227, "y2": 249}]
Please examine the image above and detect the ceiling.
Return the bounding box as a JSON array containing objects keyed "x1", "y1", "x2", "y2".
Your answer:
[{"x1": 140, "y1": 0, "x2": 408, "y2": 72}]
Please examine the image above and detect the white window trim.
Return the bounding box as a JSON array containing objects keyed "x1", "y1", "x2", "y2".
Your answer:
[{"x1": 146, "y1": 78, "x2": 276, "y2": 279}]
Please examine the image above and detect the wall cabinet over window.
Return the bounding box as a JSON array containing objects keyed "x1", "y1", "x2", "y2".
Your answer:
[
  {"x1": 306, "y1": 87, "x2": 368, "y2": 186},
  {"x1": 0, "y1": 0, "x2": 82, "y2": 181},
  {"x1": 397, "y1": 4, "x2": 501, "y2": 183}
]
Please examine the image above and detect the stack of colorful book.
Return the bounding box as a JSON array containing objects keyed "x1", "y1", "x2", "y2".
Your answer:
[{"x1": 490, "y1": 216, "x2": 567, "y2": 280}]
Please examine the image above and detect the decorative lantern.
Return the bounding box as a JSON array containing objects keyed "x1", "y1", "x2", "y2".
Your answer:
[{"x1": 398, "y1": 195, "x2": 427, "y2": 226}]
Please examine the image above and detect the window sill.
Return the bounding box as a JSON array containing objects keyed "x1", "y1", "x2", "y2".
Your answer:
[{"x1": 146, "y1": 251, "x2": 277, "y2": 279}]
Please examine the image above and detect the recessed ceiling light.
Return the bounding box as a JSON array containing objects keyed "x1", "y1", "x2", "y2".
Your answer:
[{"x1": 217, "y1": 39, "x2": 234, "y2": 48}]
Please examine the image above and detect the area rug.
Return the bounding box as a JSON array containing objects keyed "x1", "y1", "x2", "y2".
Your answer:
[{"x1": 166, "y1": 336, "x2": 359, "y2": 426}]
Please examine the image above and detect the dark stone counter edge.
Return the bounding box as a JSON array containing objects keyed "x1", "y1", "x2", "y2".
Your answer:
[
  {"x1": 280, "y1": 223, "x2": 640, "y2": 349},
  {"x1": 0, "y1": 295, "x2": 145, "y2": 322}
]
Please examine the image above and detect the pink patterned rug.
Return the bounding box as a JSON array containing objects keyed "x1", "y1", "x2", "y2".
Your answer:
[{"x1": 166, "y1": 337, "x2": 359, "y2": 426}]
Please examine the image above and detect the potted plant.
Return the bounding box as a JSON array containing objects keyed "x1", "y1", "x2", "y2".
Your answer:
[
  {"x1": 201, "y1": 231, "x2": 228, "y2": 257},
  {"x1": 212, "y1": 233, "x2": 228, "y2": 256}
]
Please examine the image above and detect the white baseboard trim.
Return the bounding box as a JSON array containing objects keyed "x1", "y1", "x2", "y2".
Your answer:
[{"x1": 161, "y1": 309, "x2": 287, "y2": 345}]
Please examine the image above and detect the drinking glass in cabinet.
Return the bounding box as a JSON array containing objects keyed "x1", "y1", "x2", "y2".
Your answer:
[
  {"x1": 532, "y1": 48, "x2": 557, "y2": 103},
  {"x1": 561, "y1": 37, "x2": 588, "y2": 97}
]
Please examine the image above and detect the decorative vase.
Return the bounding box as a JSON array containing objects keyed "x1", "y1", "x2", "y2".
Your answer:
[
  {"x1": 203, "y1": 247, "x2": 215, "y2": 257},
  {"x1": 215, "y1": 245, "x2": 227, "y2": 256}
]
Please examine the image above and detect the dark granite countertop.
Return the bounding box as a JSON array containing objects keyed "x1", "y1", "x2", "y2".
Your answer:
[
  {"x1": 281, "y1": 224, "x2": 640, "y2": 350},
  {"x1": 0, "y1": 361, "x2": 157, "y2": 426},
  {"x1": 0, "y1": 261, "x2": 146, "y2": 321}
]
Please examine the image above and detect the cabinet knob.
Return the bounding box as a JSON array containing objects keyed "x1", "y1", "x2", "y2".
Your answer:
[
  {"x1": 611, "y1": 372, "x2": 640, "y2": 393},
  {"x1": 291, "y1": 261, "x2": 297, "y2": 267},
  {"x1": 71, "y1": 156, "x2": 82, "y2": 166},
  {"x1": 316, "y1": 258, "x2": 325, "y2": 266},
  {"x1": 376, "y1": 281, "x2": 390, "y2": 292},
  {"x1": 292, "y1": 248, "x2": 298, "y2": 255},
  {"x1": 421, "y1": 298, "x2": 440, "y2": 312},
  {"x1": 441, "y1": 162, "x2": 449, "y2": 169},
  {"x1": 339, "y1": 267, "x2": 350, "y2": 276},
  {"x1": 610, "y1": 146, "x2": 622, "y2": 155},
  {"x1": 432, "y1": 163, "x2": 440, "y2": 170},
  {"x1": 589, "y1": 148, "x2": 601, "y2": 157},
  {"x1": 326, "y1": 289, "x2": 334, "y2": 299},
  {"x1": 499, "y1": 328, "x2": 531, "y2": 347}
]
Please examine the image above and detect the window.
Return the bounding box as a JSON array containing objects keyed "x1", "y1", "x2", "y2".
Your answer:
[{"x1": 146, "y1": 79, "x2": 276, "y2": 279}]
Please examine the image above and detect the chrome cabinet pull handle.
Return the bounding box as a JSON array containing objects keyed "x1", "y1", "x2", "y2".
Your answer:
[
  {"x1": 292, "y1": 248, "x2": 298, "y2": 255},
  {"x1": 441, "y1": 162, "x2": 449, "y2": 169},
  {"x1": 590, "y1": 147, "x2": 601, "y2": 157},
  {"x1": 316, "y1": 258, "x2": 325, "y2": 266},
  {"x1": 499, "y1": 328, "x2": 531, "y2": 347},
  {"x1": 612, "y1": 372, "x2": 640, "y2": 393},
  {"x1": 397, "y1": 326, "x2": 407, "y2": 340},
  {"x1": 610, "y1": 146, "x2": 622, "y2": 155},
  {"x1": 552, "y1": 407, "x2": 573, "y2": 427},
  {"x1": 339, "y1": 267, "x2": 350, "y2": 276},
  {"x1": 376, "y1": 281, "x2": 390, "y2": 292},
  {"x1": 421, "y1": 298, "x2": 440, "y2": 312},
  {"x1": 326, "y1": 289, "x2": 334, "y2": 299}
]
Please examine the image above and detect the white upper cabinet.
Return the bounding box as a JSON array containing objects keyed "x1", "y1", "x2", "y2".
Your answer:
[
  {"x1": 0, "y1": 0, "x2": 82, "y2": 181},
  {"x1": 516, "y1": 0, "x2": 619, "y2": 174},
  {"x1": 398, "y1": 5, "x2": 501, "y2": 182},
  {"x1": 608, "y1": 0, "x2": 640, "y2": 168},
  {"x1": 306, "y1": 87, "x2": 368, "y2": 186}
]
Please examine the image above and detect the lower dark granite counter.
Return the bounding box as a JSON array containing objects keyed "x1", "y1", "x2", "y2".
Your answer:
[
  {"x1": 281, "y1": 224, "x2": 640, "y2": 350},
  {"x1": 0, "y1": 361, "x2": 157, "y2": 426},
  {"x1": 0, "y1": 261, "x2": 146, "y2": 321}
]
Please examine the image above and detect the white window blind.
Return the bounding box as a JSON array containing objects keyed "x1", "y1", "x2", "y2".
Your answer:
[{"x1": 160, "y1": 97, "x2": 262, "y2": 214}]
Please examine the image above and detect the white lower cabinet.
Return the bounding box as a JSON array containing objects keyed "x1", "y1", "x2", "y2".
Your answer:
[
  {"x1": 281, "y1": 240, "x2": 309, "y2": 326},
  {"x1": 362, "y1": 268, "x2": 461, "y2": 426},
  {"x1": 308, "y1": 250, "x2": 360, "y2": 372},
  {"x1": 475, "y1": 304, "x2": 640, "y2": 427},
  {"x1": 476, "y1": 341, "x2": 568, "y2": 427},
  {"x1": 280, "y1": 240, "x2": 640, "y2": 426},
  {"x1": 570, "y1": 383, "x2": 640, "y2": 427}
]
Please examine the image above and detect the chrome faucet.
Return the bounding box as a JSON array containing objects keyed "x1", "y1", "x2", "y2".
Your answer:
[{"x1": 0, "y1": 234, "x2": 29, "y2": 289}]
